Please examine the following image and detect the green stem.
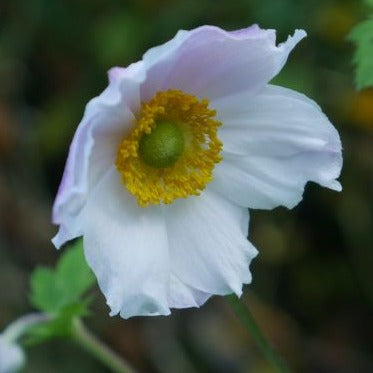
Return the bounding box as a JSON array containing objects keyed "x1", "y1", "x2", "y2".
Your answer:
[
  {"x1": 225, "y1": 295, "x2": 290, "y2": 373},
  {"x1": 72, "y1": 319, "x2": 136, "y2": 373}
]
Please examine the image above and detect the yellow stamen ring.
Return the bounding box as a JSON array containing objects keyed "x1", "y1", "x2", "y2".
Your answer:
[{"x1": 115, "y1": 89, "x2": 223, "y2": 207}]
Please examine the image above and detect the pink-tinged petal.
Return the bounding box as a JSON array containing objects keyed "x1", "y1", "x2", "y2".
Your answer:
[
  {"x1": 229, "y1": 24, "x2": 268, "y2": 38},
  {"x1": 140, "y1": 25, "x2": 306, "y2": 101},
  {"x1": 139, "y1": 30, "x2": 191, "y2": 102},
  {"x1": 211, "y1": 85, "x2": 342, "y2": 209},
  {"x1": 81, "y1": 167, "x2": 170, "y2": 318},
  {"x1": 165, "y1": 190, "x2": 257, "y2": 296},
  {"x1": 107, "y1": 61, "x2": 146, "y2": 113},
  {"x1": 52, "y1": 63, "x2": 146, "y2": 248}
]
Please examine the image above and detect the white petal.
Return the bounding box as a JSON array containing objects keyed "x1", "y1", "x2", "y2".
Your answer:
[
  {"x1": 140, "y1": 30, "x2": 191, "y2": 101},
  {"x1": 167, "y1": 275, "x2": 211, "y2": 309},
  {"x1": 165, "y1": 190, "x2": 257, "y2": 296},
  {"x1": 52, "y1": 63, "x2": 146, "y2": 248},
  {"x1": 107, "y1": 61, "x2": 146, "y2": 113},
  {"x1": 81, "y1": 167, "x2": 170, "y2": 318},
  {"x1": 140, "y1": 25, "x2": 306, "y2": 101},
  {"x1": 211, "y1": 85, "x2": 342, "y2": 209}
]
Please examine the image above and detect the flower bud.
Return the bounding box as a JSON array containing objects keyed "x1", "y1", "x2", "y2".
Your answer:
[{"x1": 0, "y1": 335, "x2": 25, "y2": 373}]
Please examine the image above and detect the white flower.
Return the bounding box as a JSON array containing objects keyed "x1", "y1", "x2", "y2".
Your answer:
[
  {"x1": 0, "y1": 335, "x2": 25, "y2": 373},
  {"x1": 52, "y1": 25, "x2": 342, "y2": 318}
]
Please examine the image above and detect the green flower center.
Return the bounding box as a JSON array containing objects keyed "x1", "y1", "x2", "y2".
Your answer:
[
  {"x1": 139, "y1": 120, "x2": 185, "y2": 168},
  {"x1": 116, "y1": 89, "x2": 222, "y2": 206}
]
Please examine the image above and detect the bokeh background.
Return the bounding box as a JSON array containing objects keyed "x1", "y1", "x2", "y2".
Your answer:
[{"x1": 0, "y1": 0, "x2": 372, "y2": 372}]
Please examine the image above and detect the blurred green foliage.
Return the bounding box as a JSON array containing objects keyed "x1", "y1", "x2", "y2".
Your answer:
[
  {"x1": 0, "y1": 0, "x2": 372, "y2": 372},
  {"x1": 28, "y1": 240, "x2": 94, "y2": 343},
  {"x1": 349, "y1": 16, "x2": 373, "y2": 89},
  {"x1": 30, "y1": 240, "x2": 94, "y2": 314}
]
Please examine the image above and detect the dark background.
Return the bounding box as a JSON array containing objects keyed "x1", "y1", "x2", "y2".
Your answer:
[{"x1": 0, "y1": 0, "x2": 372, "y2": 372}]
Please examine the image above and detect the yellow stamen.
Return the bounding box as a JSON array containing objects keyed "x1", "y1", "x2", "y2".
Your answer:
[{"x1": 115, "y1": 89, "x2": 222, "y2": 207}]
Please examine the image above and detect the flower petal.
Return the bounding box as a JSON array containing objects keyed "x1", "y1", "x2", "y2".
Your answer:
[
  {"x1": 167, "y1": 275, "x2": 211, "y2": 309},
  {"x1": 52, "y1": 63, "x2": 146, "y2": 248},
  {"x1": 140, "y1": 25, "x2": 306, "y2": 101},
  {"x1": 81, "y1": 167, "x2": 170, "y2": 318},
  {"x1": 211, "y1": 85, "x2": 342, "y2": 209},
  {"x1": 165, "y1": 190, "x2": 257, "y2": 296}
]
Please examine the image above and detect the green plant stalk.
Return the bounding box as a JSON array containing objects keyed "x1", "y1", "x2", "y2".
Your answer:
[
  {"x1": 72, "y1": 319, "x2": 136, "y2": 373},
  {"x1": 225, "y1": 295, "x2": 290, "y2": 373}
]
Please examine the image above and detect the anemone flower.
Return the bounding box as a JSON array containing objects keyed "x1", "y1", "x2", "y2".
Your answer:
[{"x1": 52, "y1": 25, "x2": 342, "y2": 318}]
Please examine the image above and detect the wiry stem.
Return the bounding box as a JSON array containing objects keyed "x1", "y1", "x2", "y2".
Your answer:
[
  {"x1": 226, "y1": 295, "x2": 290, "y2": 373},
  {"x1": 2, "y1": 313, "x2": 137, "y2": 373},
  {"x1": 72, "y1": 319, "x2": 137, "y2": 373}
]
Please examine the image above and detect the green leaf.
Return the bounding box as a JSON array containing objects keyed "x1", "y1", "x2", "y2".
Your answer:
[
  {"x1": 348, "y1": 18, "x2": 373, "y2": 89},
  {"x1": 30, "y1": 268, "x2": 60, "y2": 312},
  {"x1": 30, "y1": 239, "x2": 95, "y2": 313}
]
